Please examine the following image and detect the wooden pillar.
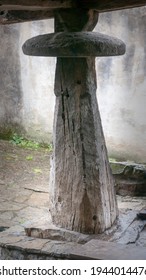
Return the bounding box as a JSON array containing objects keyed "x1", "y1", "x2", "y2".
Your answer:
[{"x1": 49, "y1": 9, "x2": 118, "y2": 234}]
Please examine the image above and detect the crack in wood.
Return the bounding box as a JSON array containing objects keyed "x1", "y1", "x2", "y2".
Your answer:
[{"x1": 61, "y1": 93, "x2": 66, "y2": 136}]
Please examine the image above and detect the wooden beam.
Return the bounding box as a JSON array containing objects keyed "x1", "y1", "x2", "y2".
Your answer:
[
  {"x1": 77, "y1": 0, "x2": 146, "y2": 12},
  {"x1": 0, "y1": 1, "x2": 74, "y2": 11},
  {"x1": 0, "y1": 10, "x2": 53, "y2": 24},
  {"x1": 0, "y1": 0, "x2": 146, "y2": 24},
  {"x1": 0, "y1": 0, "x2": 146, "y2": 12}
]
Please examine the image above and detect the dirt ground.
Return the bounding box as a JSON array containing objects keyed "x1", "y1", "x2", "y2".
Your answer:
[
  {"x1": 0, "y1": 139, "x2": 52, "y2": 229},
  {"x1": 0, "y1": 139, "x2": 51, "y2": 192}
]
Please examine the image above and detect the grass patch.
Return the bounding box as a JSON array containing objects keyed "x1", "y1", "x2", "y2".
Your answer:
[
  {"x1": 109, "y1": 158, "x2": 117, "y2": 163},
  {"x1": 26, "y1": 156, "x2": 33, "y2": 161},
  {"x1": 10, "y1": 133, "x2": 53, "y2": 152},
  {"x1": 33, "y1": 168, "x2": 42, "y2": 174}
]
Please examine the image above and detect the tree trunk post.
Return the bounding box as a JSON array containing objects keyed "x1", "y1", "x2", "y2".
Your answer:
[
  {"x1": 22, "y1": 9, "x2": 126, "y2": 234},
  {"x1": 49, "y1": 10, "x2": 118, "y2": 234}
]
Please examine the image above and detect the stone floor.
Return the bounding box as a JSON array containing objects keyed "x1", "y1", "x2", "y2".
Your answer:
[{"x1": 0, "y1": 140, "x2": 146, "y2": 259}]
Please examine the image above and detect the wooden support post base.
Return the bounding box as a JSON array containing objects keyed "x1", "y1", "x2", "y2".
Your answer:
[{"x1": 49, "y1": 56, "x2": 118, "y2": 234}]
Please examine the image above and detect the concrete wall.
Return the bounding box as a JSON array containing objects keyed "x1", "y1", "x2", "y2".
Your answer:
[
  {"x1": 0, "y1": 20, "x2": 55, "y2": 142},
  {"x1": 19, "y1": 20, "x2": 55, "y2": 142},
  {"x1": 0, "y1": 24, "x2": 22, "y2": 137},
  {"x1": 0, "y1": 7, "x2": 146, "y2": 161},
  {"x1": 97, "y1": 7, "x2": 146, "y2": 162}
]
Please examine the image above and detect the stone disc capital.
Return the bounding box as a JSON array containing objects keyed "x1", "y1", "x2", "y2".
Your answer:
[{"x1": 22, "y1": 32, "x2": 126, "y2": 57}]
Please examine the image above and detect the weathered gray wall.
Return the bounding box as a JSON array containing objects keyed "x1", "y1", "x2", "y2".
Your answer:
[
  {"x1": 0, "y1": 24, "x2": 22, "y2": 137},
  {"x1": 0, "y1": 20, "x2": 55, "y2": 142},
  {"x1": 19, "y1": 20, "x2": 55, "y2": 142},
  {"x1": 0, "y1": 7, "x2": 146, "y2": 161},
  {"x1": 97, "y1": 7, "x2": 146, "y2": 162}
]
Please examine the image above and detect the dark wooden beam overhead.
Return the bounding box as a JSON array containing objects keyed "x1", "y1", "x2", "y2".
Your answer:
[
  {"x1": 0, "y1": 0, "x2": 145, "y2": 24},
  {"x1": 0, "y1": 0, "x2": 146, "y2": 12},
  {"x1": 0, "y1": 10, "x2": 53, "y2": 24},
  {"x1": 78, "y1": 0, "x2": 146, "y2": 12},
  {"x1": 0, "y1": 0, "x2": 74, "y2": 11}
]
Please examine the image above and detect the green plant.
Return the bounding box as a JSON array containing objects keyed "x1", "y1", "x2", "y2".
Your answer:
[
  {"x1": 10, "y1": 133, "x2": 53, "y2": 151},
  {"x1": 33, "y1": 168, "x2": 42, "y2": 174},
  {"x1": 26, "y1": 155, "x2": 33, "y2": 160},
  {"x1": 109, "y1": 158, "x2": 117, "y2": 163},
  {"x1": 10, "y1": 133, "x2": 24, "y2": 145},
  {"x1": 42, "y1": 143, "x2": 53, "y2": 152}
]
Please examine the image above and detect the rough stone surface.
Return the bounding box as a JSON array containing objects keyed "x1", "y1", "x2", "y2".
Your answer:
[
  {"x1": 116, "y1": 220, "x2": 146, "y2": 244},
  {"x1": 0, "y1": 231, "x2": 80, "y2": 260},
  {"x1": 25, "y1": 225, "x2": 91, "y2": 243},
  {"x1": 70, "y1": 239, "x2": 146, "y2": 260},
  {"x1": 0, "y1": 248, "x2": 57, "y2": 260},
  {"x1": 137, "y1": 210, "x2": 146, "y2": 220},
  {"x1": 22, "y1": 31, "x2": 126, "y2": 57},
  {"x1": 136, "y1": 225, "x2": 146, "y2": 246},
  {"x1": 111, "y1": 162, "x2": 146, "y2": 179},
  {"x1": 110, "y1": 161, "x2": 146, "y2": 196},
  {"x1": 110, "y1": 209, "x2": 138, "y2": 241},
  {"x1": 116, "y1": 181, "x2": 146, "y2": 197}
]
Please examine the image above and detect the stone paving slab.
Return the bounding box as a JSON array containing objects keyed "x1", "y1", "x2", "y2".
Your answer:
[
  {"x1": 136, "y1": 226, "x2": 146, "y2": 246},
  {"x1": 110, "y1": 209, "x2": 138, "y2": 241},
  {"x1": 0, "y1": 234, "x2": 26, "y2": 246},
  {"x1": 12, "y1": 238, "x2": 50, "y2": 252},
  {"x1": 26, "y1": 192, "x2": 49, "y2": 207},
  {"x1": 41, "y1": 241, "x2": 80, "y2": 257},
  {"x1": 70, "y1": 239, "x2": 146, "y2": 260},
  {"x1": 116, "y1": 220, "x2": 146, "y2": 244}
]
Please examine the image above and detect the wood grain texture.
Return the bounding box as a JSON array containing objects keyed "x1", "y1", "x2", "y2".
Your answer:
[
  {"x1": 0, "y1": 0, "x2": 73, "y2": 11},
  {"x1": 49, "y1": 57, "x2": 118, "y2": 233},
  {"x1": 0, "y1": 0, "x2": 145, "y2": 24},
  {"x1": 49, "y1": 9, "x2": 118, "y2": 234},
  {"x1": 0, "y1": 0, "x2": 145, "y2": 11},
  {"x1": 77, "y1": 0, "x2": 146, "y2": 11},
  {"x1": 0, "y1": 10, "x2": 53, "y2": 24}
]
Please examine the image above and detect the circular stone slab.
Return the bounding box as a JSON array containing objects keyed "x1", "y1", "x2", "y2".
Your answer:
[{"x1": 22, "y1": 32, "x2": 126, "y2": 57}]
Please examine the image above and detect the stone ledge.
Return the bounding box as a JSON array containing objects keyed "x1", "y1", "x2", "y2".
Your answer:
[
  {"x1": 0, "y1": 208, "x2": 146, "y2": 260},
  {"x1": 110, "y1": 161, "x2": 146, "y2": 196},
  {"x1": 0, "y1": 231, "x2": 81, "y2": 260},
  {"x1": 25, "y1": 223, "x2": 92, "y2": 244},
  {"x1": 1, "y1": 228, "x2": 146, "y2": 260},
  {"x1": 70, "y1": 239, "x2": 146, "y2": 260}
]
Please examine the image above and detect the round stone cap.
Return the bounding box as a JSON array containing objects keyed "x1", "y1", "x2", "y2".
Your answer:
[{"x1": 22, "y1": 32, "x2": 126, "y2": 57}]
